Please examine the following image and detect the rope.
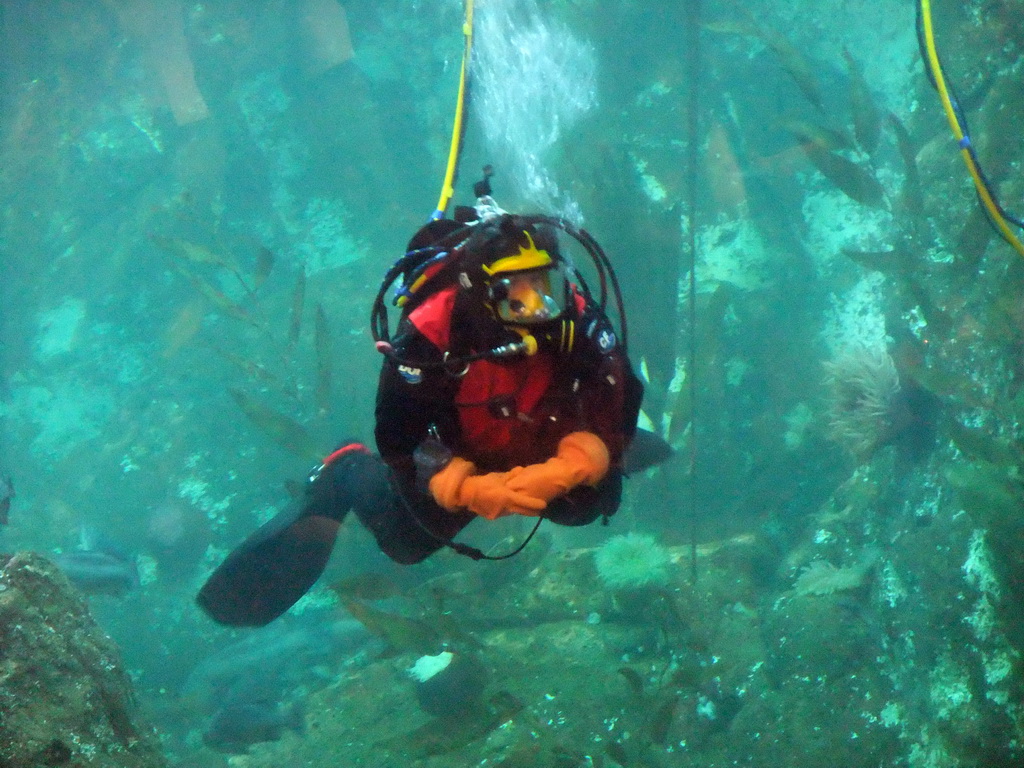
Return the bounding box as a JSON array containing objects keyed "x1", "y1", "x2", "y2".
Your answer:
[{"x1": 685, "y1": 0, "x2": 702, "y2": 584}]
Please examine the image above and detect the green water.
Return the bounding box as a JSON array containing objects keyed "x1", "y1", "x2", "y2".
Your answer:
[{"x1": 2, "y1": 0, "x2": 1023, "y2": 765}]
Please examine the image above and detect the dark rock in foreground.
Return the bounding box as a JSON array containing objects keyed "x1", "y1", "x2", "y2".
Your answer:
[{"x1": 0, "y1": 552, "x2": 167, "y2": 768}]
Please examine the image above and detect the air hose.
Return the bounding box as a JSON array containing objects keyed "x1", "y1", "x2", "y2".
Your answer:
[
  {"x1": 431, "y1": 0, "x2": 476, "y2": 220},
  {"x1": 917, "y1": 0, "x2": 1024, "y2": 258}
]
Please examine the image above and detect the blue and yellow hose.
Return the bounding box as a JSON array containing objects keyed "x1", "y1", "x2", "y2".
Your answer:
[
  {"x1": 918, "y1": 0, "x2": 1024, "y2": 258},
  {"x1": 431, "y1": 0, "x2": 475, "y2": 220}
]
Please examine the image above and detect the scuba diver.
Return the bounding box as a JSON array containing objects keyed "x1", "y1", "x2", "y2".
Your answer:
[{"x1": 198, "y1": 192, "x2": 665, "y2": 627}]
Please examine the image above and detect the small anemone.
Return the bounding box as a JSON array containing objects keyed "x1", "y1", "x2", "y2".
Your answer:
[
  {"x1": 594, "y1": 532, "x2": 672, "y2": 590},
  {"x1": 823, "y1": 345, "x2": 901, "y2": 457},
  {"x1": 823, "y1": 344, "x2": 939, "y2": 461}
]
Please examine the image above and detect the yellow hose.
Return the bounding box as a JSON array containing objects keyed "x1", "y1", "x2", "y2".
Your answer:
[
  {"x1": 919, "y1": 0, "x2": 1024, "y2": 258},
  {"x1": 432, "y1": 0, "x2": 475, "y2": 220}
]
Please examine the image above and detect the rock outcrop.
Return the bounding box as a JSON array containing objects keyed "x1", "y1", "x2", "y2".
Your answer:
[{"x1": 0, "y1": 552, "x2": 167, "y2": 768}]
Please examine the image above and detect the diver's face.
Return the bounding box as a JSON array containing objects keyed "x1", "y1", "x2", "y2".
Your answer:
[{"x1": 490, "y1": 268, "x2": 561, "y2": 324}]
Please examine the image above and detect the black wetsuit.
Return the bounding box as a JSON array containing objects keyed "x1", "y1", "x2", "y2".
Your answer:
[
  {"x1": 197, "y1": 221, "x2": 646, "y2": 626},
  {"x1": 345, "y1": 288, "x2": 643, "y2": 564}
]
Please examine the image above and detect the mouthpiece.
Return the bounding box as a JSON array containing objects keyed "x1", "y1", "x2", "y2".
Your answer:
[{"x1": 491, "y1": 335, "x2": 538, "y2": 358}]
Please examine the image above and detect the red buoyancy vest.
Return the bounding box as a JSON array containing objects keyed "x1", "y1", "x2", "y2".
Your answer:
[
  {"x1": 454, "y1": 353, "x2": 556, "y2": 464},
  {"x1": 407, "y1": 286, "x2": 581, "y2": 467}
]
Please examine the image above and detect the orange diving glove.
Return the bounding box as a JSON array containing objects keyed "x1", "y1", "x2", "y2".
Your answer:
[
  {"x1": 505, "y1": 432, "x2": 610, "y2": 502},
  {"x1": 429, "y1": 457, "x2": 547, "y2": 520}
]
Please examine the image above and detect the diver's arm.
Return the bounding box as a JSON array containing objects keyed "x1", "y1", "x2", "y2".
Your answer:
[
  {"x1": 501, "y1": 430, "x2": 611, "y2": 505},
  {"x1": 497, "y1": 305, "x2": 640, "y2": 510}
]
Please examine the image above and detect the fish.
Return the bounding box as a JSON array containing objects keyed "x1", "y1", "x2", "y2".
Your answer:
[
  {"x1": 650, "y1": 696, "x2": 681, "y2": 746},
  {"x1": 53, "y1": 530, "x2": 138, "y2": 596},
  {"x1": 54, "y1": 550, "x2": 138, "y2": 596},
  {"x1": 213, "y1": 346, "x2": 289, "y2": 394},
  {"x1": 760, "y1": 26, "x2": 824, "y2": 110},
  {"x1": 338, "y1": 595, "x2": 441, "y2": 654},
  {"x1": 229, "y1": 388, "x2": 322, "y2": 460},
  {"x1": 701, "y1": 19, "x2": 760, "y2": 36},
  {"x1": 183, "y1": 613, "x2": 370, "y2": 709},
  {"x1": 843, "y1": 48, "x2": 880, "y2": 154},
  {"x1": 749, "y1": 143, "x2": 812, "y2": 178},
  {"x1": 779, "y1": 118, "x2": 852, "y2": 153},
  {"x1": 161, "y1": 299, "x2": 206, "y2": 358},
  {"x1": 151, "y1": 234, "x2": 245, "y2": 283},
  {"x1": 202, "y1": 698, "x2": 304, "y2": 754},
  {"x1": 252, "y1": 246, "x2": 275, "y2": 291},
  {"x1": 618, "y1": 667, "x2": 646, "y2": 696},
  {"x1": 800, "y1": 143, "x2": 887, "y2": 209},
  {"x1": 0, "y1": 476, "x2": 13, "y2": 525},
  {"x1": 705, "y1": 18, "x2": 823, "y2": 109},
  {"x1": 176, "y1": 267, "x2": 263, "y2": 330},
  {"x1": 888, "y1": 112, "x2": 924, "y2": 217},
  {"x1": 700, "y1": 19, "x2": 757, "y2": 36}
]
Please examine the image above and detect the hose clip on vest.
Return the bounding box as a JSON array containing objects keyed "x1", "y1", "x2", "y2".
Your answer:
[
  {"x1": 487, "y1": 394, "x2": 517, "y2": 420},
  {"x1": 443, "y1": 351, "x2": 470, "y2": 377}
]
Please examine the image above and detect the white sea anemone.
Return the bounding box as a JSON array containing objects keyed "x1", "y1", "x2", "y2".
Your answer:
[
  {"x1": 408, "y1": 651, "x2": 453, "y2": 683},
  {"x1": 594, "y1": 533, "x2": 672, "y2": 590},
  {"x1": 823, "y1": 344, "x2": 900, "y2": 457}
]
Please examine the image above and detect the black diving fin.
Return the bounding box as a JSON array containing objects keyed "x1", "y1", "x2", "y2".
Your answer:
[
  {"x1": 196, "y1": 503, "x2": 342, "y2": 627},
  {"x1": 622, "y1": 427, "x2": 675, "y2": 474},
  {"x1": 197, "y1": 442, "x2": 376, "y2": 627}
]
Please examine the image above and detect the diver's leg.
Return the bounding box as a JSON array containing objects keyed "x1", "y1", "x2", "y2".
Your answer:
[
  {"x1": 352, "y1": 472, "x2": 475, "y2": 565},
  {"x1": 197, "y1": 444, "x2": 383, "y2": 626}
]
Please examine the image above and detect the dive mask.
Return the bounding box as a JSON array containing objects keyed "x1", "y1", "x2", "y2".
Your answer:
[{"x1": 488, "y1": 266, "x2": 566, "y2": 325}]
